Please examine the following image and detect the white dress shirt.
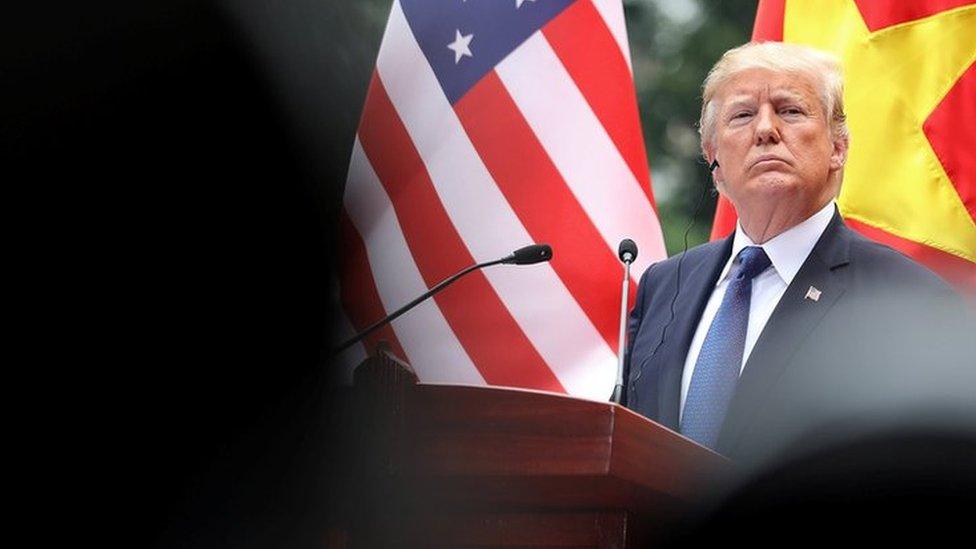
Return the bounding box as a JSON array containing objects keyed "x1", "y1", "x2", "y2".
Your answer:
[{"x1": 678, "y1": 201, "x2": 836, "y2": 423}]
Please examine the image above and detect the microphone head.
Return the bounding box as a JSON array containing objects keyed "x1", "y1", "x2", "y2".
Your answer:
[
  {"x1": 618, "y1": 239, "x2": 637, "y2": 264},
  {"x1": 509, "y1": 244, "x2": 553, "y2": 265}
]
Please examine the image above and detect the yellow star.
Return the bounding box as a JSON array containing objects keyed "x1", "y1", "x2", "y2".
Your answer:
[{"x1": 784, "y1": 1, "x2": 976, "y2": 263}]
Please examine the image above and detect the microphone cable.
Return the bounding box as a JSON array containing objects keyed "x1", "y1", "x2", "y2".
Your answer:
[{"x1": 646, "y1": 172, "x2": 715, "y2": 361}]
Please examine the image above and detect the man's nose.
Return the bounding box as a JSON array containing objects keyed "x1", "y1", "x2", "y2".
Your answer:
[{"x1": 754, "y1": 105, "x2": 780, "y2": 145}]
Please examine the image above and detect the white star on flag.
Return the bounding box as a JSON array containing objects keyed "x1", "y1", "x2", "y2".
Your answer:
[
  {"x1": 447, "y1": 29, "x2": 473, "y2": 64},
  {"x1": 516, "y1": 0, "x2": 537, "y2": 8}
]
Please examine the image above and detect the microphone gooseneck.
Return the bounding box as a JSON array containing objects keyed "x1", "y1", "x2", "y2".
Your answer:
[
  {"x1": 611, "y1": 238, "x2": 638, "y2": 404},
  {"x1": 333, "y1": 243, "x2": 554, "y2": 355}
]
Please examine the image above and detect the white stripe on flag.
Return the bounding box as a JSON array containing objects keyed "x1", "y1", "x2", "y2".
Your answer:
[
  {"x1": 345, "y1": 138, "x2": 486, "y2": 385},
  {"x1": 496, "y1": 32, "x2": 666, "y2": 279},
  {"x1": 377, "y1": 1, "x2": 617, "y2": 399},
  {"x1": 591, "y1": 0, "x2": 633, "y2": 71}
]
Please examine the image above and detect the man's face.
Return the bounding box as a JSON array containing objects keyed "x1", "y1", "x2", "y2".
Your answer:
[{"x1": 707, "y1": 68, "x2": 847, "y2": 218}]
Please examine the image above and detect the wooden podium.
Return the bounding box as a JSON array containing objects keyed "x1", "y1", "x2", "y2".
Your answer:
[{"x1": 338, "y1": 352, "x2": 731, "y2": 548}]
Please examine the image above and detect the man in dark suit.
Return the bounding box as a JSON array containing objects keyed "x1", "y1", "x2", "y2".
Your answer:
[{"x1": 625, "y1": 42, "x2": 968, "y2": 466}]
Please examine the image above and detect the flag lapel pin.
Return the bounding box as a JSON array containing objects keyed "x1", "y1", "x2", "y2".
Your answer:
[{"x1": 805, "y1": 286, "x2": 822, "y2": 302}]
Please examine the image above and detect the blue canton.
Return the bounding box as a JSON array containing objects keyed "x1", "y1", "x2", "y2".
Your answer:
[{"x1": 400, "y1": 0, "x2": 575, "y2": 104}]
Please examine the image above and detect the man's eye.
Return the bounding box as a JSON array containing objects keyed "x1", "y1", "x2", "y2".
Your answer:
[
  {"x1": 781, "y1": 107, "x2": 803, "y2": 115},
  {"x1": 731, "y1": 111, "x2": 752, "y2": 120}
]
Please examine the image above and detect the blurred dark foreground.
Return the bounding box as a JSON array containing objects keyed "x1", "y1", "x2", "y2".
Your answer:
[
  {"x1": 8, "y1": 2, "x2": 975, "y2": 547},
  {"x1": 667, "y1": 427, "x2": 976, "y2": 547}
]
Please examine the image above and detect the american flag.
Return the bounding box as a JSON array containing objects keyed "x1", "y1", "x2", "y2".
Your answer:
[{"x1": 336, "y1": 0, "x2": 665, "y2": 400}]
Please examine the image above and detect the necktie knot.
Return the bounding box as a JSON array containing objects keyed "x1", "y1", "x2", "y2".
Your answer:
[{"x1": 735, "y1": 246, "x2": 771, "y2": 281}]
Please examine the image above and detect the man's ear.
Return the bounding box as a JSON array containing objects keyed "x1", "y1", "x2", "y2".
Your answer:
[
  {"x1": 704, "y1": 144, "x2": 723, "y2": 187},
  {"x1": 830, "y1": 133, "x2": 849, "y2": 171}
]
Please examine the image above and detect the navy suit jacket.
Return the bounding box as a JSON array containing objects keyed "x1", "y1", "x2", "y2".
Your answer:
[{"x1": 624, "y1": 209, "x2": 965, "y2": 463}]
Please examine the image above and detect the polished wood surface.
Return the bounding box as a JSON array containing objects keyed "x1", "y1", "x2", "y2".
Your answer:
[
  {"x1": 342, "y1": 354, "x2": 731, "y2": 547},
  {"x1": 405, "y1": 384, "x2": 729, "y2": 514}
]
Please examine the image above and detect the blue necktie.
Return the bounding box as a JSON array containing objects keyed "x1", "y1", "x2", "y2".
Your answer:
[{"x1": 681, "y1": 246, "x2": 771, "y2": 450}]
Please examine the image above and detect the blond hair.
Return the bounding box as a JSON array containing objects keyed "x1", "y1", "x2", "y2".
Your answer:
[{"x1": 699, "y1": 42, "x2": 848, "y2": 155}]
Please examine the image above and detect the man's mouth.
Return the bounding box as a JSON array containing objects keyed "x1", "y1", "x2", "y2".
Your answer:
[{"x1": 752, "y1": 154, "x2": 790, "y2": 167}]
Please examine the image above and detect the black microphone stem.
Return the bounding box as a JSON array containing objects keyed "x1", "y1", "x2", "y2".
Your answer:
[{"x1": 332, "y1": 257, "x2": 507, "y2": 355}]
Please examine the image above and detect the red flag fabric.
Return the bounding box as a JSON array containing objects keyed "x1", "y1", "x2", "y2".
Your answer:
[{"x1": 710, "y1": 0, "x2": 976, "y2": 293}]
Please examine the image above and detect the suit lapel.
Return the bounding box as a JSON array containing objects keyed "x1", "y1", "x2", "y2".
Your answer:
[
  {"x1": 654, "y1": 236, "x2": 732, "y2": 430},
  {"x1": 716, "y1": 211, "x2": 852, "y2": 455}
]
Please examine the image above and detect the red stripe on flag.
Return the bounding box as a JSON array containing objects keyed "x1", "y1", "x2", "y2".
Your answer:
[
  {"x1": 357, "y1": 72, "x2": 565, "y2": 392},
  {"x1": 752, "y1": 0, "x2": 785, "y2": 41},
  {"x1": 542, "y1": 0, "x2": 656, "y2": 209},
  {"x1": 924, "y1": 60, "x2": 976, "y2": 223},
  {"x1": 854, "y1": 0, "x2": 976, "y2": 32},
  {"x1": 845, "y1": 217, "x2": 976, "y2": 294},
  {"x1": 338, "y1": 209, "x2": 409, "y2": 360},
  {"x1": 456, "y1": 70, "x2": 634, "y2": 353}
]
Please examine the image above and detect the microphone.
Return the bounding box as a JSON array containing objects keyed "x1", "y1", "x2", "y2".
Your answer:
[
  {"x1": 503, "y1": 243, "x2": 553, "y2": 265},
  {"x1": 709, "y1": 159, "x2": 720, "y2": 171},
  {"x1": 611, "y1": 239, "x2": 638, "y2": 404},
  {"x1": 333, "y1": 243, "x2": 554, "y2": 355},
  {"x1": 618, "y1": 239, "x2": 637, "y2": 264}
]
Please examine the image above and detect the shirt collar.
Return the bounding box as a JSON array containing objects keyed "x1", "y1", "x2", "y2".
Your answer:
[{"x1": 718, "y1": 200, "x2": 836, "y2": 286}]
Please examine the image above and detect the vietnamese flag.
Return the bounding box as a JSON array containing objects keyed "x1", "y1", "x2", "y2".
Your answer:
[{"x1": 710, "y1": 0, "x2": 976, "y2": 294}]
